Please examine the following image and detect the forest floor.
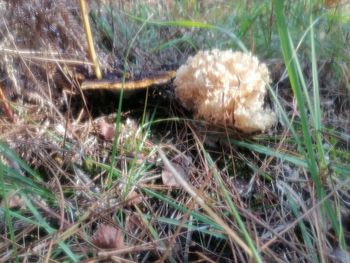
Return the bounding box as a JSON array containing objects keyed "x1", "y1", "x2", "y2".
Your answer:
[{"x1": 0, "y1": 1, "x2": 349, "y2": 262}]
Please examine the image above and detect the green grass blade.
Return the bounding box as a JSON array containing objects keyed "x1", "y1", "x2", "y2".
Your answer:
[
  {"x1": 22, "y1": 194, "x2": 80, "y2": 262},
  {"x1": 273, "y1": 0, "x2": 345, "y2": 248},
  {"x1": 200, "y1": 145, "x2": 263, "y2": 263},
  {"x1": 144, "y1": 215, "x2": 226, "y2": 239},
  {"x1": 267, "y1": 84, "x2": 306, "y2": 155},
  {"x1": 0, "y1": 167, "x2": 18, "y2": 262},
  {"x1": 287, "y1": 196, "x2": 319, "y2": 262},
  {"x1": 142, "y1": 188, "x2": 220, "y2": 228},
  {"x1": 125, "y1": 13, "x2": 248, "y2": 52},
  {"x1": 0, "y1": 142, "x2": 43, "y2": 183},
  {"x1": 310, "y1": 15, "x2": 326, "y2": 168},
  {"x1": 108, "y1": 15, "x2": 152, "y2": 185},
  {"x1": 0, "y1": 163, "x2": 51, "y2": 198},
  {"x1": 273, "y1": 0, "x2": 322, "y2": 197},
  {"x1": 231, "y1": 140, "x2": 308, "y2": 168}
]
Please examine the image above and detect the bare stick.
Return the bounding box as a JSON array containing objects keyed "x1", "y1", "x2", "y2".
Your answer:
[{"x1": 79, "y1": 0, "x2": 102, "y2": 79}]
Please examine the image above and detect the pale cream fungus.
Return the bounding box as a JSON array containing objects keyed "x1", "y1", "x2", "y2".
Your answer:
[{"x1": 175, "y1": 49, "x2": 276, "y2": 133}]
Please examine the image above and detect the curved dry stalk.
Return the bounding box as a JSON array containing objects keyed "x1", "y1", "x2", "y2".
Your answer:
[{"x1": 158, "y1": 148, "x2": 254, "y2": 259}]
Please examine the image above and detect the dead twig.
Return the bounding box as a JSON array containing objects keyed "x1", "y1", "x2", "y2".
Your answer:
[{"x1": 79, "y1": 0, "x2": 102, "y2": 79}]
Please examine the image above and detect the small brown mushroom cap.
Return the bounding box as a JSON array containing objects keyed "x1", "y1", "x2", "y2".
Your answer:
[{"x1": 175, "y1": 49, "x2": 276, "y2": 133}]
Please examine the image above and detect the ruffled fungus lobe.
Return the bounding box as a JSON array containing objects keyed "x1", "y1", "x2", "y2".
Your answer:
[{"x1": 175, "y1": 49, "x2": 276, "y2": 133}]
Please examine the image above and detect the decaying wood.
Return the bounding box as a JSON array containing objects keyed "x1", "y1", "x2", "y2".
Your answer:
[{"x1": 81, "y1": 70, "x2": 177, "y2": 91}]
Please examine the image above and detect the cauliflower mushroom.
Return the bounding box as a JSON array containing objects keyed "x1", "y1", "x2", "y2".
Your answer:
[{"x1": 174, "y1": 49, "x2": 276, "y2": 133}]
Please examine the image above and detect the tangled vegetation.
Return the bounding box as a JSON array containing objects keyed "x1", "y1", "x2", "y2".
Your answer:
[{"x1": 0, "y1": 1, "x2": 349, "y2": 262}]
